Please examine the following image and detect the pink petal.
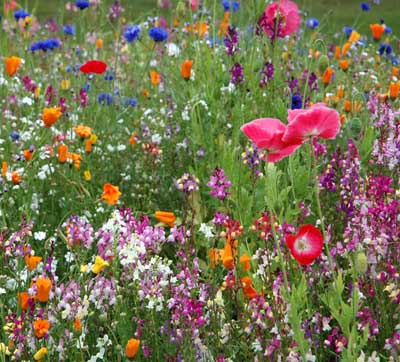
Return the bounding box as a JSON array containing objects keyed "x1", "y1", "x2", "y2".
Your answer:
[
  {"x1": 241, "y1": 118, "x2": 286, "y2": 149},
  {"x1": 283, "y1": 104, "x2": 341, "y2": 143},
  {"x1": 267, "y1": 143, "x2": 302, "y2": 162}
]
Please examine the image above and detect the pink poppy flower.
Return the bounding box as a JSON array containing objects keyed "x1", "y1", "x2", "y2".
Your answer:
[
  {"x1": 283, "y1": 103, "x2": 341, "y2": 144},
  {"x1": 285, "y1": 224, "x2": 324, "y2": 265},
  {"x1": 258, "y1": 0, "x2": 301, "y2": 39},
  {"x1": 241, "y1": 118, "x2": 302, "y2": 162},
  {"x1": 190, "y1": 0, "x2": 200, "y2": 11}
]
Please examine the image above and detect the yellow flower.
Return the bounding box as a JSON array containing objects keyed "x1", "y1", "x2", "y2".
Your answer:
[
  {"x1": 89, "y1": 134, "x2": 98, "y2": 144},
  {"x1": 80, "y1": 264, "x2": 89, "y2": 273},
  {"x1": 0, "y1": 343, "x2": 11, "y2": 356},
  {"x1": 84, "y1": 170, "x2": 91, "y2": 181},
  {"x1": 61, "y1": 79, "x2": 70, "y2": 90},
  {"x1": 92, "y1": 256, "x2": 109, "y2": 274},
  {"x1": 34, "y1": 347, "x2": 48, "y2": 361}
]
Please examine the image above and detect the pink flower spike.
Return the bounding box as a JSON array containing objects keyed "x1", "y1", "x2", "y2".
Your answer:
[
  {"x1": 285, "y1": 224, "x2": 324, "y2": 265},
  {"x1": 283, "y1": 103, "x2": 341, "y2": 143},
  {"x1": 241, "y1": 118, "x2": 302, "y2": 162}
]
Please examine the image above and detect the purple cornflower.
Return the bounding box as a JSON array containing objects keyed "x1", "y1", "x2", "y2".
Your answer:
[
  {"x1": 259, "y1": 62, "x2": 274, "y2": 87},
  {"x1": 176, "y1": 173, "x2": 199, "y2": 193},
  {"x1": 224, "y1": 26, "x2": 240, "y2": 56},
  {"x1": 207, "y1": 167, "x2": 232, "y2": 200},
  {"x1": 229, "y1": 63, "x2": 244, "y2": 85}
]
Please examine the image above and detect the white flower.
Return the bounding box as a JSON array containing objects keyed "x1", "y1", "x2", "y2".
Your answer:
[
  {"x1": 166, "y1": 43, "x2": 181, "y2": 57},
  {"x1": 199, "y1": 223, "x2": 214, "y2": 238},
  {"x1": 34, "y1": 231, "x2": 46, "y2": 241}
]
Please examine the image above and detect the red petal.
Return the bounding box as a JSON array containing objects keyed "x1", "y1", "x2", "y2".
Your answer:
[{"x1": 80, "y1": 60, "x2": 107, "y2": 74}]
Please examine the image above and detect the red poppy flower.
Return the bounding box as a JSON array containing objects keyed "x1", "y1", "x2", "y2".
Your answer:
[
  {"x1": 285, "y1": 224, "x2": 324, "y2": 265},
  {"x1": 80, "y1": 60, "x2": 107, "y2": 74}
]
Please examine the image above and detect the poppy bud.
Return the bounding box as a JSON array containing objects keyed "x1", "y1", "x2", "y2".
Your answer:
[
  {"x1": 349, "y1": 117, "x2": 362, "y2": 135},
  {"x1": 318, "y1": 55, "x2": 329, "y2": 73},
  {"x1": 176, "y1": 2, "x2": 185, "y2": 17},
  {"x1": 354, "y1": 251, "x2": 368, "y2": 275}
]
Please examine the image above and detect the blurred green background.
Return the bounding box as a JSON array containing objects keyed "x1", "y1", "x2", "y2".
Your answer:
[{"x1": 28, "y1": 0, "x2": 400, "y2": 34}]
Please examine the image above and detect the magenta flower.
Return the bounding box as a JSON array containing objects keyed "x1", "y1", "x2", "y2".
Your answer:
[
  {"x1": 285, "y1": 224, "x2": 324, "y2": 265},
  {"x1": 258, "y1": 0, "x2": 301, "y2": 39},
  {"x1": 283, "y1": 103, "x2": 341, "y2": 144},
  {"x1": 241, "y1": 118, "x2": 302, "y2": 162}
]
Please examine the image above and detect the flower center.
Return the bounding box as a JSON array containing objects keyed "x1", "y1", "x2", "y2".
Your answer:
[{"x1": 295, "y1": 237, "x2": 309, "y2": 252}]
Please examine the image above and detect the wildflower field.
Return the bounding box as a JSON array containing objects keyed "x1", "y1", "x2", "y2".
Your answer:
[{"x1": 1, "y1": 0, "x2": 399, "y2": 361}]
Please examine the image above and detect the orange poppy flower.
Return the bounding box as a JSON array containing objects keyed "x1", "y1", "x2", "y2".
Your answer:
[
  {"x1": 339, "y1": 59, "x2": 349, "y2": 71},
  {"x1": 341, "y1": 42, "x2": 351, "y2": 57},
  {"x1": 101, "y1": 183, "x2": 122, "y2": 205},
  {"x1": 241, "y1": 276, "x2": 258, "y2": 299},
  {"x1": 155, "y1": 211, "x2": 176, "y2": 227},
  {"x1": 42, "y1": 107, "x2": 62, "y2": 128},
  {"x1": 208, "y1": 248, "x2": 223, "y2": 269},
  {"x1": 392, "y1": 67, "x2": 399, "y2": 77},
  {"x1": 74, "y1": 318, "x2": 82, "y2": 331},
  {"x1": 337, "y1": 85, "x2": 344, "y2": 99},
  {"x1": 1, "y1": 161, "x2": 7, "y2": 177},
  {"x1": 239, "y1": 254, "x2": 251, "y2": 271},
  {"x1": 4, "y1": 56, "x2": 21, "y2": 76},
  {"x1": 18, "y1": 292, "x2": 31, "y2": 311},
  {"x1": 149, "y1": 71, "x2": 161, "y2": 86},
  {"x1": 348, "y1": 30, "x2": 361, "y2": 44},
  {"x1": 96, "y1": 38, "x2": 103, "y2": 49},
  {"x1": 34, "y1": 319, "x2": 50, "y2": 338},
  {"x1": 219, "y1": 12, "x2": 230, "y2": 35},
  {"x1": 35, "y1": 277, "x2": 52, "y2": 302},
  {"x1": 143, "y1": 88, "x2": 150, "y2": 98},
  {"x1": 25, "y1": 255, "x2": 42, "y2": 271},
  {"x1": 222, "y1": 237, "x2": 238, "y2": 270},
  {"x1": 370, "y1": 24, "x2": 385, "y2": 40},
  {"x1": 23, "y1": 149, "x2": 32, "y2": 161},
  {"x1": 129, "y1": 132, "x2": 138, "y2": 145},
  {"x1": 126, "y1": 338, "x2": 140, "y2": 358},
  {"x1": 389, "y1": 82, "x2": 400, "y2": 99},
  {"x1": 334, "y1": 46, "x2": 341, "y2": 59},
  {"x1": 322, "y1": 67, "x2": 334, "y2": 84},
  {"x1": 74, "y1": 125, "x2": 92, "y2": 139},
  {"x1": 343, "y1": 100, "x2": 352, "y2": 112},
  {"x1": 58, "y1": 144, "x2": 68, "y2": 163},
  {"x1": 85, "y1": 139, "x2": 92, "y2": 153},
  {"x1": 181, "y1": 60, "x2": 193, "y2": 80},
  {"x1": 11, "y1": 171, "x2": 21, "y2": 184}
]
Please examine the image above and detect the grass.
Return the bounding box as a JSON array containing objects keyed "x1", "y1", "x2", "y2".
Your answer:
[{"x1": 29, "y1": 0, "x2": 400, "y2": 35}]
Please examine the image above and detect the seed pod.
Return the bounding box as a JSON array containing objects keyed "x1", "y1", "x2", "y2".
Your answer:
[
  {"x1": 354, "y1": 251, "x2": 368, "y2": 275},
  {"x1": 318, "y1": 54, "x2": 329, "y2": 72}
]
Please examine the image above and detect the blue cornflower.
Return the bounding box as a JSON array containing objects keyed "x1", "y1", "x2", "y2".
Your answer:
[
  {"x1": 291, "y1": 95, "x2": 303, "y2": 110},
  {"x1": 124, "y1": 25, "x2": 141, "y2": 43},
  {"x1": 149, "y1": 27, "x2": 168, "y2": 42},
  {"x1": 379, "y1": 43, "x2": 393, "y2": 56},
  {"x1": 221, "y1": 0, "x2": 240, "y2": 12},
  {"x1": 82, "y1": 83, "x2": 91, "y2": 92},
  {"x1": 360, "y1": 2, "x2": 370, "y2": 11},
  {"x1": 63, "y1": 25, "x2": 76, "y2": 36},
  {"x1": 75, "y1": 0, "x2": 90, "y2": 10},
  {"x1": 384, "y1": 26, "x2": 392, "y2": 34},
  {"x1": 221, "y1": 0, "x2": 230, "y2": 11},
  {"x1": 104, "y1": 74, "x2": 114, "y2": 81},
  {"x1": 14, "y1": 9, "x2": 30, "y2": 21},
  {"x1": 10, "y1": 132, "x2": 20, "y2": 141},
  {"x1": 98, "y1": 93, "x2": 113, "y2": 105},
  {"x1": 232, "y1": 1, "x2": 240, "y2": 12},
  {"x1": 125, "y1": 98, "x2": 138, "y2": 107},
  {"x1": 343, "y1": 26, "x2": 353, "y2": 37},
  {"x1": 306, "y1": 18, "x2": 320, "y2": 29},
  {"x1": 391, "y1": 56, "x2": 399, "y2": 65},
  {"x1": 30, "y1": 39, "x2": 60, "y2": 52}
]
